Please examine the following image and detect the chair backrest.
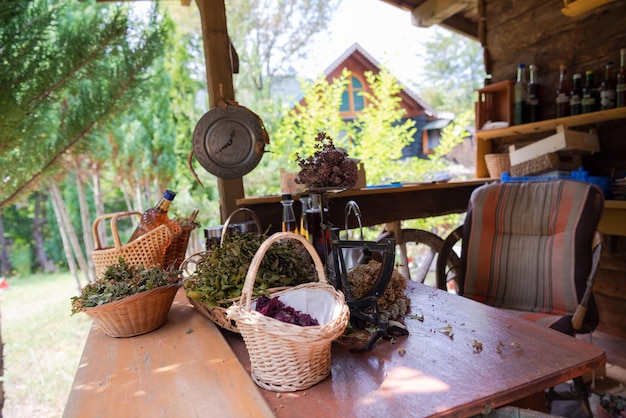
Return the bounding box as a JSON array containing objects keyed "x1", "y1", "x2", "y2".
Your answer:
[{"x1": 460, "y1": 180, "x2": 604, "y2": 328}]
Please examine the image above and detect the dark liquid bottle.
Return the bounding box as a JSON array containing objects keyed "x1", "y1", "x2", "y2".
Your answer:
[
  {"x1": 527, "y1": 64, "x2": 539, "y2": 122},
  {"x1": 600, "y1": 61, "x2": 616, "y2": 110},
  {"x1": 617, "y1": 48, "x2": 626, "y2": 108},
  {"x1": 581, "y1": 71, "x2": 596, "y2": 114},
  {"x1": 570, "y1": 73, "x2": 583, "y2": 116},
  {"x1": 513, "y1": 64, "x2": 528, "y2": 125},
  {"x1": 555, "y1": 64, "x2": 570, "y2": 118},
  {"x1": 129, "y1": 189, "x2": 176, "y2": 242}
]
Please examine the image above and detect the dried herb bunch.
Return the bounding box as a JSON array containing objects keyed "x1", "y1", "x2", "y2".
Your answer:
[
  {"x1": 71, "y1": 258, "x2": 181, "y2": 314},
  {"x1": 295, "y1": 132, "x2": 358, "y2": 189},
  {"x1": 347, "y1": 260, "x2": 411, "y2": 321},
  {"x1": 184, "y1": 232, "x2": 317, "y2": 308}
]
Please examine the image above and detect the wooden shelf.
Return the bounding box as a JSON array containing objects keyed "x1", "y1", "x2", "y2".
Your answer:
[
  {"x1": 476, "y1": 107, "x2": 626, "y2": 140},
  {"x1": 600, "y1": 200, "x2": 626, "y2": 237}
]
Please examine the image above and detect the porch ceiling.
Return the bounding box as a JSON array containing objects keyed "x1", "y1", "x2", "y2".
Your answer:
[{"x1": 380, "y1": 0, "x2": 479, "y2": 41}]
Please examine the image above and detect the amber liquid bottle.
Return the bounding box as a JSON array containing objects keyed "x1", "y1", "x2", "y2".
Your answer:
[
  {"x1": 555, "y1": 64, "x2": 570, "y2": 118},
  {"x1": 129, "y1": 190, "x2": 176, "y2": 242},
  {"x1": 281, "y1": 194, "x2": 298, "y2": 233},
  {"x1": 617, "y1": 49, "x2": 626, "y2": 108}
]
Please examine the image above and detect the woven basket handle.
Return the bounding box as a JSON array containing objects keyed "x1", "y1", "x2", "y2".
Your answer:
[
  {"x1": 240, "y1": 232, "x2": 326, "y2": 312},
  {"x1": 92, "y1": 211, "x2": 142, "y2": 250},
  {"x1": 220, "y1": 208, "x2": 262, "y2": 246}
]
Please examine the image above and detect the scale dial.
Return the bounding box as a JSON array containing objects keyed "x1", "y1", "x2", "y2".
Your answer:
[{"x1": 192, "y1": 104, "x2": 267, "y2": 179}]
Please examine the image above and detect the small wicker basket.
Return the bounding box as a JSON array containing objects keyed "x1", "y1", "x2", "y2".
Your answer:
[
  {"x1": 184, "y1": 208, "x2": 264, "y2": 333},
  {"x1": 82, "y1": 283, "x2": 181, "y2": 338},
  {"x1": 484, "y1": 153, "x2": 511, "y2": 178},
  {"x1": 91, "y1": 212, "x2": 179, "y2": 276},
  {"x1": 227, "y1": 232, "x2": 350, "y2": 392}
]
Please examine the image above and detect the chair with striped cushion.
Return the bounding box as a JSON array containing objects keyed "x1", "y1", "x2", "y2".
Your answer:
[{"x1": 437, "y1": 180, "x2": 605, "y2": 416}]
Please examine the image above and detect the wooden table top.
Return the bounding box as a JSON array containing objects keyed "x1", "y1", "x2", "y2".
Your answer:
[{"x1": 65, "y1": 283, "x2": 605, "y2": 418}]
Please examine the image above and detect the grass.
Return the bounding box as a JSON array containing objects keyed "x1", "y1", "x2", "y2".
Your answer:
[{"x1": 0, "y1": 272, "x2": 91, "y2": 418}]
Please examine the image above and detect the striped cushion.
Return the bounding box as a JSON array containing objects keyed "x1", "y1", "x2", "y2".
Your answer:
[{"x1": 461, "y1": 180, "x2": 603, "y2": 325}]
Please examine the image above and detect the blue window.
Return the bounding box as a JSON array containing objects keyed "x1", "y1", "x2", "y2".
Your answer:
[{"x1": 340, "y1": 75, "x2": 366, "y2": 115}]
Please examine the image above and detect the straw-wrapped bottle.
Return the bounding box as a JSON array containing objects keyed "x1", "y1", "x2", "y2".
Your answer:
[{"x1": 129, "y1": 190, "x2": 176, "y2": 242}]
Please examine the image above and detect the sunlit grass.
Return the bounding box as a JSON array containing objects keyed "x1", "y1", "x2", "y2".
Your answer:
[{"x1": 0, "y1": 272, "x2": 91, "y2": 418}]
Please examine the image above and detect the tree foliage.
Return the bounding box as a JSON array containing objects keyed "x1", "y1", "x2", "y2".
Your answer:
[
  {"x1": 0, "y1": 0, "x2": 168, "y2": 208},
  {"x1": 416, "y1": 27, "x2": 486, "y2": 116}
]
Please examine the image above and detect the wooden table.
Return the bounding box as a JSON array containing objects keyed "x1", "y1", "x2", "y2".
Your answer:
[
  {"x1": 65, "y1": 285, "x2": 605, "y2": 418},
  {"x1": 236, "y1": 180, "x2": 490, "y2": 232}
]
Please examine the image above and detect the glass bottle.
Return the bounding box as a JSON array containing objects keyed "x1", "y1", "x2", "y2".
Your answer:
[
  {"x1": 555, "y1": 64, "x2": 570, "y2": 118},
  {"x1": 581, "y1": 70, "x2": 596, "y2": 114},
  {"x1": 299, "y1": 195, "x2": 312, "y2": 240},
  {"x1": 280, "y1": 194, "x2": 297, "y2": 233},
  {"x1": 600, "y1": 61, "x2": 616, "y2": 110},
  {"x1": 129, "y1": 189, "x2": 176, "y2": 242},
  {"x1": 617, "y1": 49, "x2": 626, "y2": 108},
  {"x1": 570, "y1": 73, "x2": 583, "y2": 116},
  {"x1": 513, "y1": 64, "x2": 528, "y2": 125},
  {"x1": 527, "y1": 64, "x2": 539, "y2": 122}
]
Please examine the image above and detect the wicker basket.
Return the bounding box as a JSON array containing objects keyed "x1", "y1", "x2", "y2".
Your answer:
[
  {"x1": 227, "y1": 232, "x2": 350, "y2": 392},
  {"x1": 82, "y1": 283, "x2": 181, "y2": 338},
  {"x1": 184, "y1": 208, "x2": 264, "y2": 333},
  {"x1": 91, "y1": 212, "x2": 179, "y2": 276},
  {"x1": 163, "y1": 211, "x2": 200, "y2": 270},
  {"x1": 484, "y1": 153, "x2": 511, "y2": 178}
]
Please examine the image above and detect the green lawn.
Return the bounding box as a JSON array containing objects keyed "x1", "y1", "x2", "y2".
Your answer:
[{"x1": 0, "y1": 272, "x2": 91, "y2": 418}]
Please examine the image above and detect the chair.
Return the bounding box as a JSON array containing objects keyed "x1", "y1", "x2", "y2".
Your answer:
[{"x1": 436, "y1": 180, "x2": 605, "y2": 416}]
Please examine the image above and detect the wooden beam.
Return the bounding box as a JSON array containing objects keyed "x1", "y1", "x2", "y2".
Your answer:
[
  {"x1": 411, "y1": 0, "x2": 475, "y2": 27},
  {"x1": 195, "y1": 0, "x2": 245, "y2": 223}
]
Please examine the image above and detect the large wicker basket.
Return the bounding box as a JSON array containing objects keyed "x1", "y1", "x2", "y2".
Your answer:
[
  {"x1": 184, "y1": 208, "x2": 264, "y2": 333},
  {"x1": 82, "y1": 283, "x2": 181, "y2": 338},
  {"x1": 91, "y1": 212, "x2": 179, "y2": 276},
  {"x1": 227, "y1": 232, "x2": 350, "y2": 392}
]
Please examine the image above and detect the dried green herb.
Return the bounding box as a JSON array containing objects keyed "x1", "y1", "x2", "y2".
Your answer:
[
  {"x1": 70, "y1": 257, "x2": 180, "y2": 314},
  {"x1": 184, "y1": 232, "x2": 317, "y2": 308}
]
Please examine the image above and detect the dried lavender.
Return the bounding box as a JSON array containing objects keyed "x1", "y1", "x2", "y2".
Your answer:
[{"x1": 295, "y1": 132, "x2": 358, "y2": 188}]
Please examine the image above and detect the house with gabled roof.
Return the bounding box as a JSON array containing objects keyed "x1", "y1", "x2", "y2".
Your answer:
[{"x1": 323, "y1": 42, "x2": 452, "y2": 159}]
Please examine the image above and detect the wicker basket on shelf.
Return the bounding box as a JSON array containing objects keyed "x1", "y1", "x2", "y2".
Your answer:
[
  {"x1": 82, "y1": 283, "x2": 181, "y2": 338},
  {"x1": 227, "y1": 232, "x2": 349, "y2": 392},
  {"x1": 184, "y1": 208, "x2": 265, "y2": 333},
  {"x1": 484, "y1": 153, "x2": 511, "y2": 178},
  {"x1": 91, "y1": 212, "x2": 180, "y2": 276}
]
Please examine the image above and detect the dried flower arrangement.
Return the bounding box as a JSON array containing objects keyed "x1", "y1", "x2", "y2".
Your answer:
[{"x1": 295, "y1": 132, "x2": 358, "y2": 189}]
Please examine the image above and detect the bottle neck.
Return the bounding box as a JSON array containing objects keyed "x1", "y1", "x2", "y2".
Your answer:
[{"x1": 157, "y1": 198, "x2": 172, "y2": 212}]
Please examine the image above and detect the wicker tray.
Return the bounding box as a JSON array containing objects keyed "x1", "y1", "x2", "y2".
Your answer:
[
  {"x1": 82, "y1": 283, "x2": 181, "y2": 338},
  {"x1": 91, "y1": 212, "x2": 179, "y2": 276},
  {"x1": 227, "y1": 232, "x2": 349, "y2": 392},
  {"x1": 510, "y1": 152, "x2": 582, "y2": 177},
  {"x1": 183, "y1": 208, "x2": 264, "y2": 333}
]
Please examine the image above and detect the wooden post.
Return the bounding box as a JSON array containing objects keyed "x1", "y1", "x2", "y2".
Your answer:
[{"x1": 196, "y1": 0, "x2": 245, "y2": 222}]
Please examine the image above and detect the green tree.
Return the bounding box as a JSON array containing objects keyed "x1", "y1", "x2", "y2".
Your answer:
[
  {"x1": 416, "y1": 27, "x2": 486, "y2": 116},
  {"x1": 225, "y1": 0, "x2": 341, "y2": 120},
  {"x1": 0, "y1": 0, "x2": 168, "y2": 208}
]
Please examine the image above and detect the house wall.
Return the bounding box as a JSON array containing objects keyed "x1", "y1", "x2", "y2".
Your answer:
[{"x1": 483, "y1": 0, "x2": 626, "y2": 338}]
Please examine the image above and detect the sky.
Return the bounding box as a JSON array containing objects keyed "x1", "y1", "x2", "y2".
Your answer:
[{"x1": 299, "y1": 0, "x2": 437, "y2": 86}]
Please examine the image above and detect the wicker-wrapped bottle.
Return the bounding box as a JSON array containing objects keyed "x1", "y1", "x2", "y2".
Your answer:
[{"x1": 129, "y1": 190, "x2": 176, "y2": 242}]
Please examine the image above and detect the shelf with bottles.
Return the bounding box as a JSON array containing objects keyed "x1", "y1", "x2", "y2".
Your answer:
[{"x1": 476, "y1": 106, "x2": 626, "y2": 141}]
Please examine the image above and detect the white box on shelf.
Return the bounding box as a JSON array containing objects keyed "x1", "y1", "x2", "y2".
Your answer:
[{"x1": 508, "y1": 124, "x2": 600, "y2": 166}]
